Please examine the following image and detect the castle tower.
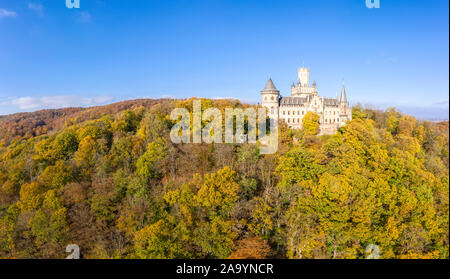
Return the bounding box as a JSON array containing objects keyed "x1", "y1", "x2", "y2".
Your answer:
[
  {"x1": 339, "y1": 83, "x2": 351, "y2": 125},
  {"x1": 297, "y1": 67, "x2": 310, "y2": 87},
  {"x1": 261, "y1": 78, "x2": 280, "y2": 118},
  {"x1": 340, "y1": 83, "x2": 348, "y2": 113}
]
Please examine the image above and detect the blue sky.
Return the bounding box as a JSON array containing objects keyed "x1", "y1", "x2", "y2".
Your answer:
[{"x1": 0, "y1": 0, "x2": 448, "y2": 119}]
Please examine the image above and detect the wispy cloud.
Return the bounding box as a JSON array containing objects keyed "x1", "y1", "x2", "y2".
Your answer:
[
  {"x1": 9, "y1": 95, "x2": 114, "y2": 111},
  {"x1": 28, "y1": 3, "x2": 44, "y2": 17},
  {"x1": 0, "y1": 8, "x2": 17, "y2": 18},
  {"x1": 77, "y1": 11, "x2": 91, "y2": 23},
  {"x1": 212, "y1": 96, "x2": 237, "y2": 100},
  {"x1": 432, "y1": 99, "x2": 449, "y2": 107},
  {"x1": 355, "y1": 100, "x2": 449, "y2": 121},
  {"x1": 397, "y1": 105, "x2": 449, "y2": 121}
]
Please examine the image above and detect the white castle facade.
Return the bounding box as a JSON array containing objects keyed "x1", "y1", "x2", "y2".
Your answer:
[{"x1": 261, "y1": 67, "x2": 352, "y2": 135}]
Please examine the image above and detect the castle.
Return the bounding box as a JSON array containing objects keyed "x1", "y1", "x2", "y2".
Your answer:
[{"x1": 261, "y1": 67, "x2": 352, "y2": 135}]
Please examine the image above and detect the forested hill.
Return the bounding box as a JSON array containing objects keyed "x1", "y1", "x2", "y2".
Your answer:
[
  {"x1": 0, "y1": 99, "x2": 168, "y2": 144},
  {"x1": 0, "y1": 98, "x2": 448, "y2": 259}
]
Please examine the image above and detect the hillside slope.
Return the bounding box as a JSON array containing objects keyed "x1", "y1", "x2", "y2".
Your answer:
[
  {"x1": 0, "y1": 99, "x2": 170, "y2": 144},
  {"x1": 0, "y1": 99, "x2": 448, "y2": 259}
]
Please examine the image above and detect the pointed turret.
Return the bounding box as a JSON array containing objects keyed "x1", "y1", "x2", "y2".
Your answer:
[
  {"x1": 338, "y1": 82, "x2": 352, "y2": 126},
  {"x1": 261, "y1": 78, "x2": 280, "y2": 118},
  {"x1": 261, "y1": 78, "x2": 280, "y2": 99},
  {"x1": 263, "y1": 78, "x2": 278, "y2": 91},
  {"x1": 340, "y1": 84, "x2": 347, "y2": 103}
]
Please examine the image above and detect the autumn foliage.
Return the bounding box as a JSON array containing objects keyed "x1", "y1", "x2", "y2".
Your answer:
[{"x1": 0, "y1": 100, "x2": 448, "y2": 259}]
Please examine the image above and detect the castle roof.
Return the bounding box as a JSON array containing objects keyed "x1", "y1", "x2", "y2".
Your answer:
[
  {"x1": 263, "y1": 78, "x2": 278, "y2": 91},
  {"x1": 323, "y1": 98, "x2": 339, "y2": 106},
  {"x1": 280, "y1": 96, "x2": 340, "y2": 107},
  {"x1": 280, "y1": 97, "x2": 309, "y2": 105}
]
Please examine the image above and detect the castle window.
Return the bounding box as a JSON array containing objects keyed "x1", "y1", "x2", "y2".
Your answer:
[
  {"x1": 302, "y1": 111, "x2": 304, "y2": 115},
  {"x1": 271, "y1": 96, "x2": 274, "y2": 101},
  {"x1": 271, "y1": 107, "x2": 274, "y2": 114},
  {"x1": 283, "y1": 111, "x2": 285, "y2": 115},
  {"x1": 288, "y1": 118, "x2": 290, "y2": 123},
  {"x1": 288, "y1": 111, "x2": 290, "y2": 115}
]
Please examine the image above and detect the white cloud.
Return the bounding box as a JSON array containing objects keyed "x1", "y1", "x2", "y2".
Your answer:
[
  {"x1": 28, "y1": 3, "x2": 44, "y2": 17},
  {"x1": 0, "y1": 8, "x2": 17, "y2": 18},
  {"x1": 157, "y1": 94, "x2": 176, "y2": 99},
  {"x1": 212, "y1": 97, "x2": 237, "y2": 100},
  {"x1": 12, "y1": 97, "x2": 39, "y2": 110},
  {"x1": 10, "y1": 95, "x2": 114, "y2": 111}
]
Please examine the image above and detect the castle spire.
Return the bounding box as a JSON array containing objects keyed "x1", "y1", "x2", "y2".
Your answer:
[{"x1": 340, "y1": 83, "x2": 347, "y2": 103}]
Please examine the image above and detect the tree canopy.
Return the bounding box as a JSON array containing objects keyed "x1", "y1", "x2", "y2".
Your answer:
[{"x1": 0, "y1": 99, "x2": 448, "y2": 259}]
